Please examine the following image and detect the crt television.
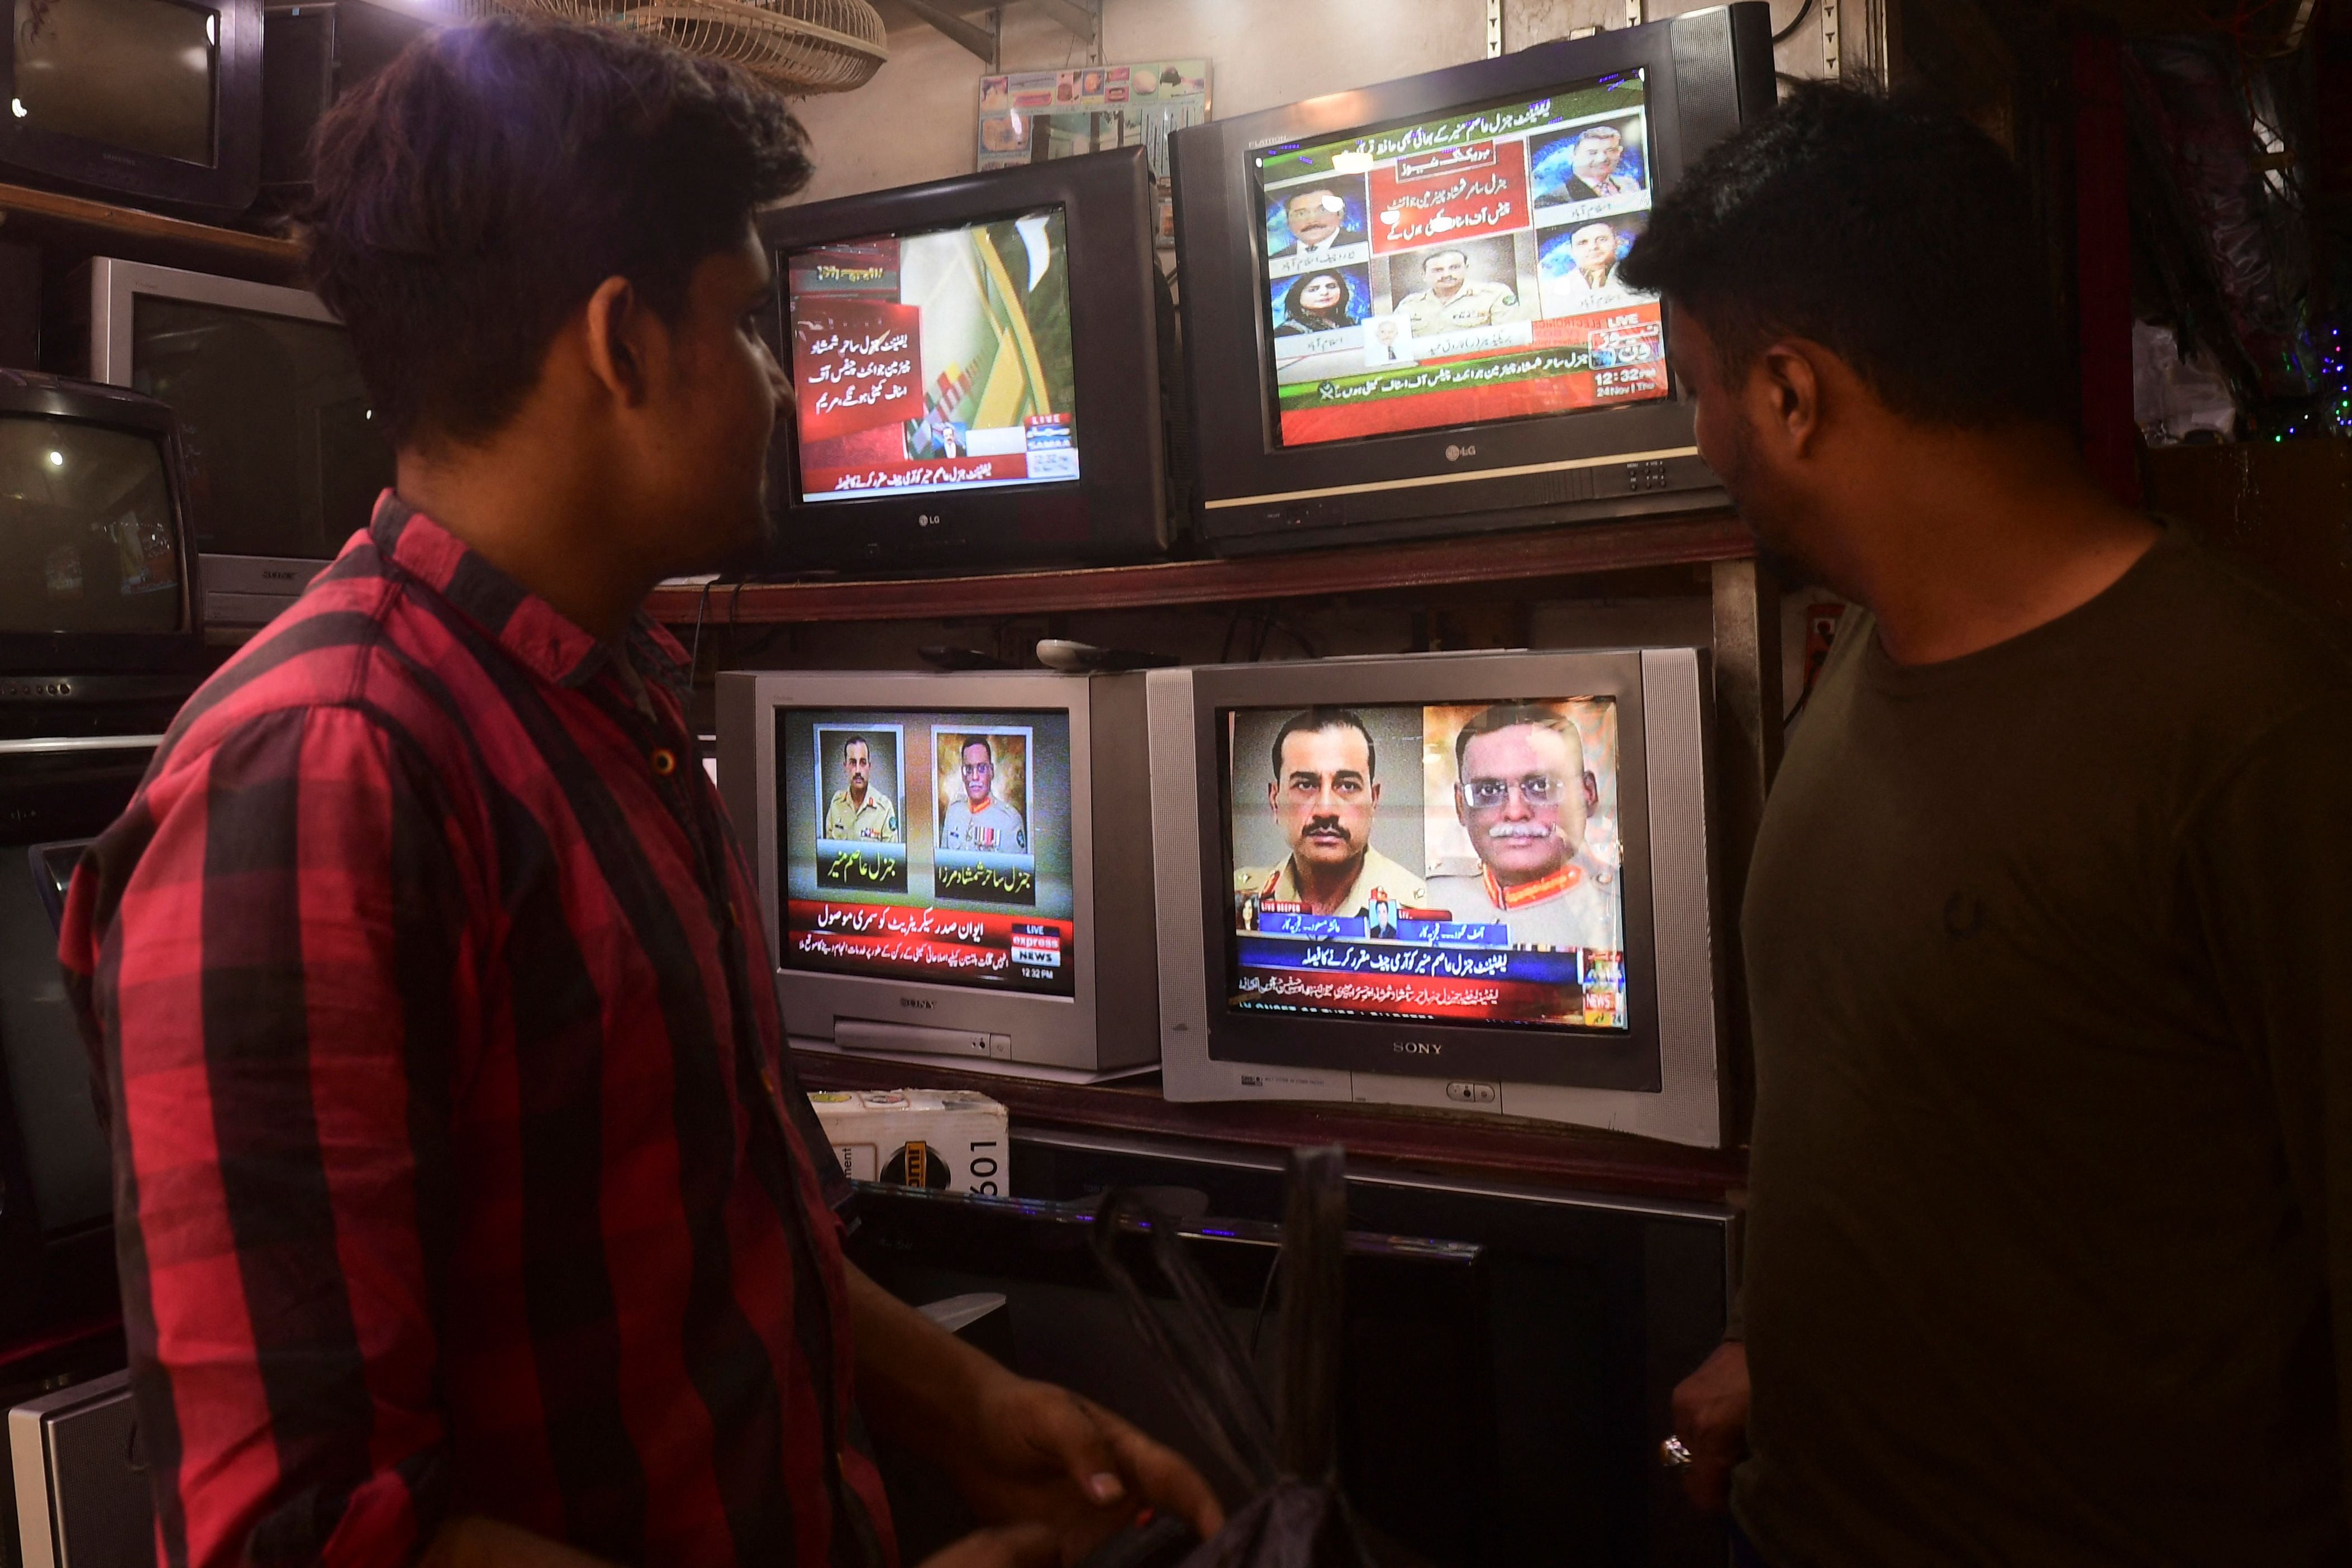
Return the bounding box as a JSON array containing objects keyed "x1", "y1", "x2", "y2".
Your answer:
[
  {"x1": 1147, "y1": 649, "x2": 1723, "y2": 1146},
  {"x1": 0, "y1": 370, "x2": 206, "y2": 680},
  {"x1": 717, "y1": 670, "x2": 1160, "y2": 1076},
  {"x1": 1169, "y1": 4, "x2": 1774, "y2": 554},
  {"x1": 756, "y1": 147, "x2": 1175, "y2": 573},
  {"x1": 78, "y1": 258, "x2": 396, "y2": 630},
  {"x1": 0, "y1": 0, "x2": 263, "y2": 212}
]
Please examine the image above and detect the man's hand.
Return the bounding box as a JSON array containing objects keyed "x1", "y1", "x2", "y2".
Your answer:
[
  {"x1": 916, "y1": 1523, "x2": 1060, "y2": 1568},
  {"x1": 1669, "y1": 1339, "x2": 1749, "y2": 1512},
  {"x1": 940, "y1": 1375, "x2": 1223, "y2": 1560},
  {"x1": 846, "y1": 1264, "x2": 1223, "y2": 1561}
]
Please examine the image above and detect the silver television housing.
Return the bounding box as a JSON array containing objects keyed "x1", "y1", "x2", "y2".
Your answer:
[
  {"x1": 79, "y1": 258, "x2": 366, "y2": 630},
  {"x1": 718, "y1": 669, "x2": 1159, "y2": 1074},
  {"x1": 1148, "y1": 648, "x2": 1725, "y2": 1147}
]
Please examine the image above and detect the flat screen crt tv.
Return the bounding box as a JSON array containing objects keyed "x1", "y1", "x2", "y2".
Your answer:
[
  {"x1": 756, "y1": 146, "x2": 1174, "y2": 573},
  {"x1": 716, "y1": 670, "x2": 1159, "y2": 1075},
  {"x1": 1148, "y1": 649, "x2": 1723, "y2": 1146},
  {"x1": 1169, "y1": 3, "x2": 1774, "y2": 555},
  {"x1": 0, "y1": 0, "x2": 262, "y2": 212},
  {"x1": 79, "y1": 258, "x2": 397, "y2": 629}
]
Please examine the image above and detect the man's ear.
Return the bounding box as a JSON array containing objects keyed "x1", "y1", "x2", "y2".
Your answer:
[
  {"x1": 1749, "y1": 339, "x2": 1825, "y2": 459},
  {"x1": 581, "y1": 274, "x2": 654, "y2": 408}
]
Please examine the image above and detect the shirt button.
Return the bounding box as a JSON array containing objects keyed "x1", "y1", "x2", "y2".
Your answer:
[{"x1": 650, "y1": 748, "x2": 678, "y2": 776}]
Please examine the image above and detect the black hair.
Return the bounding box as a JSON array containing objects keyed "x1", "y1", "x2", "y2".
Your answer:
[
  {"x1": 304, "y1": 17, "x2": 813, "y2": 447},
  {"x1": 1453, "y1": 703, "x2": 1574, "y2": 774},
  {"x1": 1280, "y1": 270, "x2": 1356, "y2": 327},
  {"x1": 1270, "y1": 708, "x2": 1377, "y2": 780},
  {"x1": 1619, "y1": 80, "x2": 2065, "y2": 427},
  {"x1": 961, "y1": 738, "x2": 994, "y2": 760},
  {"x1": 842, "y1": 735, "x2": 870, "y2": 759}
]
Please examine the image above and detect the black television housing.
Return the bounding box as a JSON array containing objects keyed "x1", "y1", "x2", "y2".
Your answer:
[
  {"x1": 755, "y1": 146, "x2": 1176, "y2": 574},
  {"x1": 0, "y1": 371, "x2": 207, "y2": 683},
  {"x1": 1171, "y1": 4, "x2": 1774, "y2": 555},
  {"x1": 0, "y1": 0, "x2": 264, "y2": 213}
]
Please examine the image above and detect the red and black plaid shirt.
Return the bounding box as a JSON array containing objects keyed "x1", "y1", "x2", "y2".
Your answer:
[{"x1": 59, "y1": 500, "x2": 895, "y2": 1568}]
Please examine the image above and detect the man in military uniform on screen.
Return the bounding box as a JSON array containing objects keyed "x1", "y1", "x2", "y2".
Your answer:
[
  {"x1": 1234, "y1": 708, "x2": 1430, "y2": 919},
  {"x1": 821, "y1": 734, "x2": 898, "y2": 841},
  {"x1": 940, "y1": 737, "x2": 1027, "y2": 853},
  {"x1": 1393, "y1": 248, "x2": 1528, "y2": 338},
  {"x1": 1426, "y1": 703, "x2": 1622, "y2": 952}
]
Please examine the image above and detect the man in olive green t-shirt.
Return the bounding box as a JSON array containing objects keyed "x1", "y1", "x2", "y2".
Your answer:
[{"x1": 1623, "y1": 84, "x2": 2352, "y2": 1564}]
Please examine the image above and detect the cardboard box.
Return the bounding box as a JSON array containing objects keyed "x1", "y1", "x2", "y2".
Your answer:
[{"x1": 809, "y1": 1089, "x2": 1009, "y2": 1195}]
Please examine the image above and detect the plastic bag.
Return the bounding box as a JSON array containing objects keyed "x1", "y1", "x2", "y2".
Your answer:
[{"x1": 1088, "y1": 1147, "x2": 1392, "y2": 1568}]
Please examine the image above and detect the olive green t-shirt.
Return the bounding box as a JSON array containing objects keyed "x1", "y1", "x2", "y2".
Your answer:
[{"x1": 1736, "y1": 528, "x2": 2352, "y2": 1565}]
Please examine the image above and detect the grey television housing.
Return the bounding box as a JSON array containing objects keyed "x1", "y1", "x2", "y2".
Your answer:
[
  {"x1": 77, "y1": 258, "x2": 393, "y2": 630},
  {"x1": 718, "y1": 669, "x2": 1159, "y2": 1074},
  {"x1": 1148, "y1": 648, "x2": 1725, "y2": 1146}
]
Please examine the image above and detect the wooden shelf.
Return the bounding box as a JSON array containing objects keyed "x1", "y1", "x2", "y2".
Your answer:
[
  {"x1": 0, "y1": 180, "x2": 303, "y2": 283},
  {"x1": 650, "y1": 510, "x2": 1753, "y2": 625},
  {"x1": 794, "y1": 1050, "x2": 1746, "y2": 1205}
]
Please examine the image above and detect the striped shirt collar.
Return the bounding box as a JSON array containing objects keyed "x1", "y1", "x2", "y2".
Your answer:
[{"x1": 368, "y1": 492, "x2": 693, "y2": 699}]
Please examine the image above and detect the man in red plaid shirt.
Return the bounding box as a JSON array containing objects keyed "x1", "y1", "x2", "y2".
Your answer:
[{"x1": 59, "y1": 20, "x2": 1217, "y2": 1568}]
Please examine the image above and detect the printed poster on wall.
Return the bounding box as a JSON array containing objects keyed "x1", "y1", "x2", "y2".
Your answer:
[{"x1": 976, "y1": 59, "x2": 1211, "y2": 247}]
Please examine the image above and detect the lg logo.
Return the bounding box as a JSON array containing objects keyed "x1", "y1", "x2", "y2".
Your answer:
[
  {"x1": 1444, "y1": 444, "x2": 1477, "y2": 463},
  {"x1": 916, "y1": 513, "x2": 943, "y2": 529}
]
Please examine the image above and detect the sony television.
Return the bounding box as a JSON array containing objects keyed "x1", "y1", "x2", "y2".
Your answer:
[
  {"x1": 1147, "y1": 649, "x2": 1723, "y2": 1146},
  {"x1": 756, "y1": 146, "x2": 1176, "y2": 573},
  {"x1": 0, "y1": 0, "x2": 263, "y2": 213},
  {"x1": 717, "y1": 670, "x2": 1160, "y2": 1077},
  {"x1": 77, "y1": 258, "x2": 396, "y2": 630},
  {"x1": 1169, "y1": 4, "x2": 1774, "y2": 554}
]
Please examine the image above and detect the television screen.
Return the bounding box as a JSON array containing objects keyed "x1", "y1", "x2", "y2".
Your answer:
[
  {"x1": 14, "y1": 0, "x2": 217, "y2": 167},
  {"x1": 778, "y1": 708, "x2": 1077, "y2": 997},
  {"x1": 784, "y1": 207, "x2": 1082, "y2": 503},
  {"x1": 1222, "y1": 699, "x2": 1627, "y2": 1031},
  {"x1": 0, "y1": 413, "x2": 182, "y2": 634},
  {"x1": 1251, "y1": 70, "x2": 1667, "y2": 449},
  {"x1": 131, "y1": 295, "x2": 393, "y2": 559}
]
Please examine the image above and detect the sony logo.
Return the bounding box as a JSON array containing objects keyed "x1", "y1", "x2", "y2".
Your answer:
[
  {"x1": 1393, "y1": 1040, "x2": 1445, "y2": 1056},
  {"x1": 899, "y1": 997, "x2": 935, "y2": 1011},
  {"x1": 1443, "y1": 444, "x2": 1477, "y2": 463}
]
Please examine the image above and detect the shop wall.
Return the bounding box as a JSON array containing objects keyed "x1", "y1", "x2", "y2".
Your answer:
[{"x1": 787, "y1": 0, "x2": 1830, "y2": 207}]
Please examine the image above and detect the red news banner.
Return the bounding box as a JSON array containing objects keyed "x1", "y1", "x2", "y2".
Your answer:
[
  {"x1": 792, "y1": 297, "x2": 1041, "y2": 494},
  {"x1": 1369, "y1": 139, "x2": 1529, "y2": 255},
  {"x1": 787, "y1": 899, "x2": 1073, "y2": 982}
]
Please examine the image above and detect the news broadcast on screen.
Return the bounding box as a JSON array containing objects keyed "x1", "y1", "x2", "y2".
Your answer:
[
  {"x1": 779, "y1": 708, "x2": 1077, "y2": 996},
  {"x1": 785, "y1": 208, "x2": 1083, "y2": 501},
  {"x1": 1224, "y1": 700, "x2": 1629, "y2": 1031},
  {"x1": 1253, "y1": 70, "x2": 1667, "y2": 446}
]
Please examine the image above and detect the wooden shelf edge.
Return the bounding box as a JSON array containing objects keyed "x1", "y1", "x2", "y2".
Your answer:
[
  {"x1": 0, "y1": 180, "x2": 302, "y2": 277},
  {"x1": 653, "y1": 511, "x2": 1753, "y2": 626},
  {"x1": 793, "y1": 1050, "x2": 1748, "y2": 1206}
]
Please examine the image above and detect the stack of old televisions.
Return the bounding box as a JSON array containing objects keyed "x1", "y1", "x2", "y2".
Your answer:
[
  {"x1": 730, "y1": 4, "x2": 1777, "y2": 1143},
  {"x1": 756, "y1": 4, "x2": 1771, "y2": 570}
]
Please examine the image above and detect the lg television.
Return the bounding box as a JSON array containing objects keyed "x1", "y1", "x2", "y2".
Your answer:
[
  {"x1": 0, "y1": 0, "x2": 263, "y2": 212},
  {"x1": 1147, "y1": 649, "x2": 1723, "y2": 1146},
  {"x1": 756, "y1": 147, "x2": 1176, "y2": 573},
  {"x1": 1169, "y1": 4, "x2": 1774, "y2": 554},
  {"x1": 78, "y1": 258, "x2": 396, "y2": 629},
  {"x1": 716, "y1": 670, "x2": 1159, "y2": 1076}
]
